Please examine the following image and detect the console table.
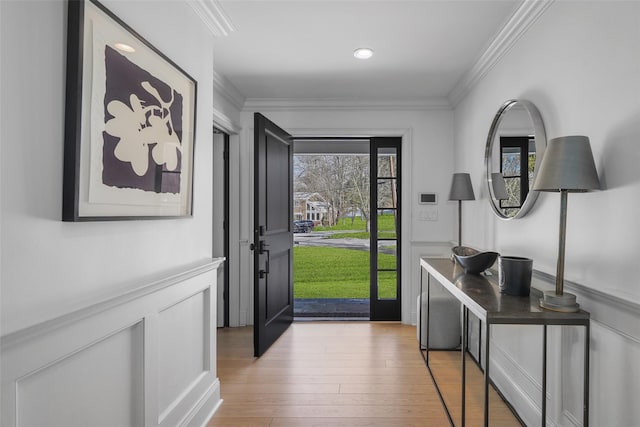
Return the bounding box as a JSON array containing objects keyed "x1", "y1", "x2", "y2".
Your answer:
[{"x1": 419, "y1": 257, "x2": 590, "y2": 427}]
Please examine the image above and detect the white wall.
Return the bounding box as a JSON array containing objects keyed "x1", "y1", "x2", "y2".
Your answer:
[
  {"x1": 455, "y1": 1, "x2": 640, "y2": 298},
  {"x1": 1, "y1": 0, "x2": 214, "y2": 334},
  {"x1": 453, "y1": 1, "x2": 640, "y2": 425},
  {"x1": 1, "y1": 1, "x2": 222, "y2": 425},
  {"x1": 234, "y1": 108, "x2": 455, "y2": 325}
]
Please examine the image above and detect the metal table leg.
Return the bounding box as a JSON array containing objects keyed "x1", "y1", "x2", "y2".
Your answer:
[
  {"x1": 484, "y1": 321, "x2": 490, "y2": 427},
  {"x1": 542, "y1": 325, "x2": 547, "y2": 427},
  {"x1": 462, "y1": 306, "x2": 468, "y2": 426},
  {"x1": 478, "y1": 318, "x2": 482, "y2": 366},
  {"x1": 584, "y1": 322, "x2": 590, "y2": 427},
  {"x1": 419, "y1": 266, "x2": 423, "y2": 355},
  {"x1": 426, "y1": 272, "x2": 431, "y2": 365}
]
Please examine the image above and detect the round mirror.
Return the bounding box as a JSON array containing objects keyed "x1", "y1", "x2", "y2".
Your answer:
[{"x1": 485, "y1": 100, "x2": 546, "y2": 219}]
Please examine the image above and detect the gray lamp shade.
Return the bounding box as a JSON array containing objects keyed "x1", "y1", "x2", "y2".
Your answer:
[
  {"x1": 490, "y1": 173, "x2": 509, "y2": 200},
  {"x1": 449, "y1": 173, "x2": 475, "y2": 200},
  {"x1": 533, "y1": 135, "x2": 600, "y2": 192}
]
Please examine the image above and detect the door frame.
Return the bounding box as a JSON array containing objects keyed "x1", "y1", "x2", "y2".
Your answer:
[
  {"x1": 240, "y1": 127, "x2": 412, "y2": 327},
  {"x1": 223, "y1": 133, "x2": 230, "y2": 327},
  {"x1": 213, "y1": 128, "x2": 231, "y2": 327},
  {"x1": 213, "y1": 112, "x2": 242, "y2": 327},
  {"x1": 289, "y1": 127, "x2": 412, "y2": 323}
]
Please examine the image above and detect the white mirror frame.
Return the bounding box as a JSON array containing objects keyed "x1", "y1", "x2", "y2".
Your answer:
[{"x1": 485, "y1": 99, "x2": 547, "y2": 220}]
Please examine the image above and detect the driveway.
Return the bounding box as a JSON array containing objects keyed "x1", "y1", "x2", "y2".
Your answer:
[{"x1": 294, "y1": 231, "x2": 396, "y2": 255}]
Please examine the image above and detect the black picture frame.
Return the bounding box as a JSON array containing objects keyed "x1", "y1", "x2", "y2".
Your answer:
[{"x1": 63, "y1": 0, "x2": 197, "y2": 221}]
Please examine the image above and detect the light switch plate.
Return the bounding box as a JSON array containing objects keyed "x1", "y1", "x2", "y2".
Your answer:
[{"x1": 418, "y1": 207, "x2": 438, "y2": 221}]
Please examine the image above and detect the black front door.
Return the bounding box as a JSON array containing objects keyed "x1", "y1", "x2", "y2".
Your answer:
[{"x1": 253, "y1": 113, "x2": 294, "y2": 357}]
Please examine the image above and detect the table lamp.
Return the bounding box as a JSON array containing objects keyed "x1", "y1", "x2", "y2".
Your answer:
[
  {"x1": 533, "y1": 135, "x2": 600, "y2": 312},
  {"x1": 490, "y1": 172, "x2": 509, "y2": 201},
  {"x1": 449, "y1": 173, "x2": 475, "y2": 247}
]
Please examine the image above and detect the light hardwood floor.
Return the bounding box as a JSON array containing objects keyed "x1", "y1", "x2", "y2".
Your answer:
[{"x1": 208, "y1": 322, "x2": 520, "y2": 427}]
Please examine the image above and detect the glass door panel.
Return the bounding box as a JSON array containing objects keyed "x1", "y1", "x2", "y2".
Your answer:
[
  {"x1": 377, "y1": 271, "x2": 397, "y2": 299},
  {"x1": 377, "y1": 252, "x2": 397, "y2": 270},
  {"x1": 376, "y1": 180, "x2": 396, "y2": 208},
  {"x1": 370, "y1": 138, "x2": 401, "y2": 320}
]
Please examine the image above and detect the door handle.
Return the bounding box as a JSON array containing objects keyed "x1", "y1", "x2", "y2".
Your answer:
[
  {"x1": 259, "y1": 252, "x2": 270, "y2": 278},
  {"x1": 258, "y1": 240, "x2": 270, "y2": 277},
  {"x1": 263, "y1": 246, "x2": 270, "y2": 275}
]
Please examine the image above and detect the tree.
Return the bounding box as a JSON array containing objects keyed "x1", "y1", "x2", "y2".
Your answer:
[
  {"x1": 344, "y1": 156, "x2": 370, "y2": 231},
  {"x1": 295, "y1": 155, "x2": 351, "y2": 226},
  {"x1": 294, "y1": 154, "x2": 371, "y2": 229}
]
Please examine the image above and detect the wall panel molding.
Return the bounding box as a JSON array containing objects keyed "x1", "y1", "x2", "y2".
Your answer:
[
  {"x1": 1, "y1": 258, "x2": 224, "y2": 427},
  {"x1": 533, "y1": 270, "x2": 640, "y2": 343},
  {"x1": 158, "y1": 291, "x2": 208, "y2": 421},
  {"x1": 490, "y1": 343, "x2": 546, "y2": 426},
  {"x1": 2, "y1": 259, "x2": 221, "y2": 345},
  {"x1": 16, "y1": 323, "x2": 144, "y2": 427},
  {"x1": 482, "y1": 268, "x2": 640, "y2": 426},
  {"x1": 489, "y1": 326, "x2": 565, "y2": 427}
]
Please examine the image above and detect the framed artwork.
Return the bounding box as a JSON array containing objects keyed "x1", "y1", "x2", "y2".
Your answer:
[{"x1": 63, "y1": 0, "x2": 197, "y2": 221}]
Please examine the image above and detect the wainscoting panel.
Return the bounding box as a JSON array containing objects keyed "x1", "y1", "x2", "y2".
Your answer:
[
  {"x1": 159, "y1": 291, "x2": 207, "y2": 416},
  {"x1": 16, "y1": 322, "x2": 144, "y2": 427},
  {"x1": 1, "y1": 258, "x2": 224, "y2": 427},
  {"x1": 468, "y1": 270, "x2": 640, "y2": 426}
]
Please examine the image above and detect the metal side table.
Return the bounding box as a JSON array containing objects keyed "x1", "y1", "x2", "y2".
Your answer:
[{"x1": 419, "y1": 257, "x2": 590, "y2": 427}]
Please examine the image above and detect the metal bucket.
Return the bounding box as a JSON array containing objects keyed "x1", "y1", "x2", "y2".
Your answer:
[{"x1": 498, "y1": 256, "x2": 533, "y2": 296}]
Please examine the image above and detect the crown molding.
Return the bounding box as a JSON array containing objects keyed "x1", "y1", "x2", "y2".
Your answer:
[
  {"x1": 212, "y1": 70, "x2": 246, "y2": 111},
  {"x1": 188, "y1": 0, "x2": 236, "y2": 38},
  {"x1": 448, "y1": 0, "x2": 555, "y2": 108},
  {"x1": 242, "y1": 97, "x2": 452, "y2": 112},
  {"x1": 213, "y1": 108, "x2": 242, "y2": 134}
]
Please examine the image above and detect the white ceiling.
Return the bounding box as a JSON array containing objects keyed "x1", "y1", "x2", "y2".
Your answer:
[{"x1": 211, "y1": 0, "x2": 521, "y2": 104}]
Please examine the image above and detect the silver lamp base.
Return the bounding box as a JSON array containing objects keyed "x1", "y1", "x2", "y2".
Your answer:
[{"x1": 539, "y1": 290, "x2": 580, "y2": 313}]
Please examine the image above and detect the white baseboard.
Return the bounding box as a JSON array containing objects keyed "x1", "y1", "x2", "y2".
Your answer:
[
  {"x1": 181, "y1": 379, "x2": 222, "y2": 427},
  {"x1": 490, "y1": 342, "x2": 546, "y2": 426},
  {"x1": 199, "y1": 398, "x2": 224, "y2": 427}
]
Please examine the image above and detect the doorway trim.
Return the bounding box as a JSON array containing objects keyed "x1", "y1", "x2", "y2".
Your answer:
[
  {"x1": 241, "y1": 126, "x2": 413, "y2": 326},
  {"x1": 213, "y1": 128, "x2": 231, "y2": 327},
  {"x1": 213, "y1": 111, "x2": 243, "y2": 327},
  {"x1": 288, "y1": 127, "x2": 413, "y2": 323}
]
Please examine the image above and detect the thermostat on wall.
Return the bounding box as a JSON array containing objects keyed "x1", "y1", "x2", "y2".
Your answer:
[{"x1": 418, "y1": 193, "x2": 438, "y2": 205}]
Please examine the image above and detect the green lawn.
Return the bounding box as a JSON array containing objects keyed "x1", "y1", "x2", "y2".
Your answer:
[
  {"x1": 315, "y1": 217, "x2": 368, "y2": 231},
  {"x1": 326, "y1": 231, "x2": 396, "y2": 239},
  {"x1": 318, "y1": 214, "x2": 397, "y2": 240},
  {"x1": 293, "y1": 246, "x2": 397, "y2": 299},
  {"x1": 326, "y1": 232, "x2": 369, "y2": 239}
]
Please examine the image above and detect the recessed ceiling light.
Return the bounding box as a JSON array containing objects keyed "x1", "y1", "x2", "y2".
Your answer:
[
  {"x1": 114, "y1": 42, "x2": 135, "y2": 53},
  {"x1": 353, "y1": 48, "x2": 374, "y2": 60}
]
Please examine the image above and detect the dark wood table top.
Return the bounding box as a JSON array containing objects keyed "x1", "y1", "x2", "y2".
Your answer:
[{"x1": 421, "y1": 257, "x2": 590, "y2": 325}]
